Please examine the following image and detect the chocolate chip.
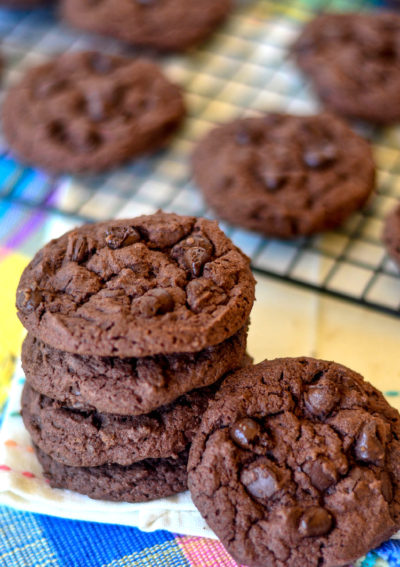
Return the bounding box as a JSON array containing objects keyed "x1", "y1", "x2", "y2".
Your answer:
[
  {"x1": 138, "y1": 288, "x2": 174, "y2": 318},
  {"x1": 241, "y1": 460, "x2": 280, "y2": 500},
  {"x1": 230, "y1": 418, "x2": 261, "y2": 450},
  {"x1": 66, "y1": 235, "x2": 89, "y2": 263},
  {"x1": 298, "y1": 507, "x2": 333, "y2": 537},
  {"x1": 186, "y1": 278, "x2": 228, "y2": 314},
  {"x1": 171, "y1": 233, "x2": 213, "y2": 277},
  {"x1": 306, "y1": 458, "x2": 338, "y2": 491},
  {"x1": 47, "y1": 120, "x2": 67, "y2": 143},
  {"x1": 16, "y1": 288, "x2": 42, "y2": 314},
  {"x1": 304, "y1": 378, "x2": 338, "y2": 417},
  {"x1": 303, "y1": 144, "x2": 338, "y2": 168},
  {"x1": 355, "y1": 422, "x2": 385, "y2": 465},
  {"x1": 105, "y1": 226, "x2": 141, "y2": 249},
  {"x1": 184, "y1": 247, "x2": 212, "y2": 277}
]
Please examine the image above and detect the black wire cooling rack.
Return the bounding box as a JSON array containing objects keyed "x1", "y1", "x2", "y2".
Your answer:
[{"x1": 1, "y1": 0, "x2": 400, "y2": 316}]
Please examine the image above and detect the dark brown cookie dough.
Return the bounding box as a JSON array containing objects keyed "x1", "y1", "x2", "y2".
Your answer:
[
  {"x1": 192, "y1": 114, "x2": 375, "y2": 239},
  {"x1": 16, "y1": 212, "x2": 255, "y2": 357},
  {"x1": 35, "y1": 444, "x2": 188, "y2": 502},
  {"x1": 22, "y1": 380, "x2": 217, "y2": 467},
  {"x1": 61, "y1": 0, "x2": 232, "y2": 52},
  {"x1": 292, "y1": 12, "x2": 400, "y2": 124},
  {"x1": 22, "y1": 325, "x2": 248, "y2": 416},
  {"x1": 188, "y1": 357, "x2": 400, "y2": 567},
  {"x1": 383, "y1": 203, "x2": 400, "y2": 268},
  {"x1": 2, "y1": 51, "x2": 185, "y2": 173}
]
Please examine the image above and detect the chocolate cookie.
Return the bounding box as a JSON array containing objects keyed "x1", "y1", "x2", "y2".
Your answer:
[
  {"x1": 35, "y1": 444, "x2": 188, "y2": 502},
  {"x1": 16, "y1": 212, "x2": 255, "y2": 357},
  {"x1": 192, "y1": 114, "x2": 375, "y2": 238},
  {"x1": 22, "y1": 325, "x2": 248, "y2": 416},
  {"x1": 22, "y1": 380, "x2": 217, "y2": 467},
  {"x1": 2, "y1": 52, "x2": 185, "y2": 173},
  {"x1": 383, "y1": 203, "x2": 400, "y2": 268},
  {"x1": 292, "y1": 12, "x2": 400, "y2": 124},
  {"x1": 61, "y1": 0, "x2": 232, "y2": 52},
  {"x1": 188, "y1": 358, "x2": 400, "y2": 567}
]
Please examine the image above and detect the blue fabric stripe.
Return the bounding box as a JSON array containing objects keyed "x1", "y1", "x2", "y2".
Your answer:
[{"x1": 39, "y1": 514, "x2": 176, "y2": 567}]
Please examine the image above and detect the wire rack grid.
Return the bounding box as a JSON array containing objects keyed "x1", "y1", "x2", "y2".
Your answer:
[{"x1": 1, "y1": 0, "x2": 400, "y2": 316}]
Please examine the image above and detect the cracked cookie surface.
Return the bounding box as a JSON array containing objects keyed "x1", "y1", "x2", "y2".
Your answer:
[
  {"x1": 2, "y1": 51, "x2": 185, "y2": 173},
  {"x1": 188, "y1": 357, "x2": 400, "y2": 567},
  {"x1": 35, "y1": 444, "x2": 189, "y2": 502},
  {"x1": 292, "y1": 12, "x2": 400, "y2": 124},
  {"x1": 61, "y1": 0, "x2": 232, "y2": 52},
  {"x1": 16, "y1": 212, "x2": 255, "y2": 357},
  {"x1": 22, "y1": 380, "x2": 218, "y2": 467},
  {"x1": 22, "y1": 325, "x2": 248, "y2": 415},
  {"x1": 192, "y1": 114, "x2": 375, "y2": 238}
]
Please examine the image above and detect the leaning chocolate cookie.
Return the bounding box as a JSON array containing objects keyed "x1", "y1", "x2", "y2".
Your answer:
[
  {"x1": 2, "y1": 51, "x2": 185, "y2": 173},
  {"x1": 35, "y1": 445, "x2": 189, "y2": 502},
  {"x1": 22, "y1": 325, "x2": 248, "y2": 415},
  {"x1": 383, "y1": 203, "x2": 400, "y2": 268},
  {"x1": 292, "y1": 12, "x2": 400, "y2": 124},
  {"x1": 16, "y1": 212, "x2": 255, "y2": 357},
  {"x1": 22, "y1": 380, "x2": 219, "y2": 467},
  {"x1": 188, "y1": 357, "x2": 400, "y2": 567},
  {"x1": 61, "y1": 0, "x2": 232, "y2": 52},
  {"x1": 192, "y1": 114, "x2": 375, "y2": 238}
]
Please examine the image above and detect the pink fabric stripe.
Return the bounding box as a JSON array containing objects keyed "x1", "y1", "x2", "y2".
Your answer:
[{"x1": 176, "y1": 535, "x2": 244, "y2": 566}]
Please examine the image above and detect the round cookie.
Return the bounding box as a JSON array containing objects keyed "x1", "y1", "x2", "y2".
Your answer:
[
  {"x1": 383, "y1": 203, "x2": 400, "y2": 268},
  {"x1": 16, "y1": 212, "x2": 255, "y2": 357},
  {"x1": 61, "y1": 0, "x2": 232, "y2": 52},
  {"x1": 2, "y1": 51, "x2": 185, "y2": 173},
  {"x1": 188, "y1": 357, "x2": 400, "y2": 567},
  {"x1": 35, "y1": 444, "x2": 188, "y2": 502},
  {"x1": 22, "y1": 380, "x2": 217, "y2": 467},
  {"x1": 22, "y1": 325, "x2": 248, "y2": 416},
  {"x1": 292, "y1": 12, "x2": 400, "y2": 124},
  {"x1": 192, "y1": 114, "x2": 375, "y2": 238}
]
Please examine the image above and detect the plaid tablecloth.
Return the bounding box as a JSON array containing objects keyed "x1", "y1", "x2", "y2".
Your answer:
[{"x1": 2, "y1": 0, "x2": 400, "y2": 565}]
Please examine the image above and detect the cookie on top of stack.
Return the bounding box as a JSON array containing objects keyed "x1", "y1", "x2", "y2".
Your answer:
[{"x1": 17, "y1": 211, "x2": 256, "y2": 502}]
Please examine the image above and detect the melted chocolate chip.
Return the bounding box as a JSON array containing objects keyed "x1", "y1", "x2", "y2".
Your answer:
[
  {"x1": 241, "y1": 460, "x2": 280, "y2": 500},
  {"x1": 47, "y1": 120, "x2": 67, "y2": 143},
  {"x1": 105, "y1": 226, "x2": 141, "y2": 249},
  {"x1": 66, "y1": 235, "x2": 89, "y2": 263},
  {"x1": 303, "y1": 144, "x2": 338, "y2": 168},
  {"x1": 380, "y1": 472, "x2": 394, "y2": 502},
  {"x1": 298, "y1": 507, "x2": 333, "y2": 537},
  {"x1": 306, "y1": 458, "x2": 338, "y2": 491},
  {"x1": 355, "y1": 422, "x2": 385, "y2": 465},
  {"x1": 171, "y1": 233, "x2": 213, "y2": 277},
  {"x1": 230, "y1": 418, "x2": 261, "y2": 450},
  {"x1": 16, "y1": 288, "x2": 42, "y2": 314},
  {"x1": 304, "y1": 378, "x2": 338, "y2": 417},
  {"x1": 138, "y1": 288, "x2": 174, "y2": 318}
]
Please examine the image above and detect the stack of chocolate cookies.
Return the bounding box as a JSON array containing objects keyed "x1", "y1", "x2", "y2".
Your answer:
[{"x1": 17, "y1": 211, "x2": 256, "y2": 502}]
